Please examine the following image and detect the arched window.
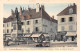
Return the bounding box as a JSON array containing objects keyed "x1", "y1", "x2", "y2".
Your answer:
[{"x1": 69, "y1": 8, "x2": 73, "y2": 14}]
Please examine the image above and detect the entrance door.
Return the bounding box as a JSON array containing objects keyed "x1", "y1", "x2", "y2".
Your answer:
[{"x1": 72, "y1": 36, "x2": 74, "y2": 41}]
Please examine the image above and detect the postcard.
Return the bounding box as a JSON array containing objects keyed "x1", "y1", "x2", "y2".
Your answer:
[{"x1": 0, "y1": 0, "x2": 80, "y2": 51}]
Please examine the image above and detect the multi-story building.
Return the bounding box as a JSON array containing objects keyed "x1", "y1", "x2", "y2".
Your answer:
[
  {"x1": 3, "y1": 3, "x2": 57, "y2": 41},
  {"x1": 57, "y1": 3, "x2": 77, "y2": 41}
]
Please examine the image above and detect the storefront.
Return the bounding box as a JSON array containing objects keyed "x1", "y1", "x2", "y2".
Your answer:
[
  {"x1": 31, "y1": 33, "x2": 44, "y2": 42},
  {"x1": 65, "y1": 32, "x2": 77, "y2": 41},
  {"x1": 22, "y1": 35, "x2": 32, "y2": 44}
]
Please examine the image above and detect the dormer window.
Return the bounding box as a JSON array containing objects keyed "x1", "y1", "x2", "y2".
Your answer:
[
  {"x1": 35, "y1": 20, "x2": 38, "y2": 24},
  {"x1": 24, "y1": 16, "x2": 26, "y2": 20},
  {"x1": 27, "y1": 21, "x2": 30, "y2": 25},
  {"x1": 69, "y1": 8, "x2": 73, "y2": 14}
]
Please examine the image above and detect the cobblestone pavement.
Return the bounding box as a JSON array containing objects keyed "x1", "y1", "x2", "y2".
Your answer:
[{"x1": 4, "y1": 41, "x2": 77, "y2": 48}]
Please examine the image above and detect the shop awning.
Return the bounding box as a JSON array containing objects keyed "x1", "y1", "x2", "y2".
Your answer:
[
  {"x1": 43, "y1": 34, "x2": 50, "y2": 37},
  {"x1": 11, "y1": 30, "x2": 23, "y2": 34},
  {"x1": 6, "y1": 35, "x2": 11, "y2": 37},
  {"x1": 31, "y1": 34, "x2": 41, "y2": 37},
  {"x1": 65, "y1": 32, "x2": 77, "y2": 36},
  {"x1": 23, "y1": 35, "x2": 31, "y2": 37}
]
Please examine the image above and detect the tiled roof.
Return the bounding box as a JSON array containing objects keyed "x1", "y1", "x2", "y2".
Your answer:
[
  {"x1": 3, "y1": 16, "x2": 16, "y2": 23},
  {"x1": 57, "y1": 4, "x2": 77, "y2": 16},
  {"x1": 3, "y1": 6, "x2": 57, "y2": 23},
  {"x1": 20, "y1": 9, "x2": 42, "y2": 20}
]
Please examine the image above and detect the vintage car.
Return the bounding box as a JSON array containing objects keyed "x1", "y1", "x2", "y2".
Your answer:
[
  {"x1": 32, "y1": 33, "x2": 50, "y2": 47},
  {"x1": 35, "y1": 40, "x2": 50, "y2": 47}
]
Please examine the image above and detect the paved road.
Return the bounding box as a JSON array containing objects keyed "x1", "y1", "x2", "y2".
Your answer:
[
  {"x1": 50, "y1": 42, "x2": 77, "y2": 47},
  {"x1": 4, "y1": 41, "x2": 77, "y2": 48}
]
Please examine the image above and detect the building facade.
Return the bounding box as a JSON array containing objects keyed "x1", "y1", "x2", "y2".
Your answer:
[
  {"x1": 57, "y1": 3, "x2": 77, "y2": 41},
  {"x1": 3, "y1": 3, "x2": 57, "y2": 41}
]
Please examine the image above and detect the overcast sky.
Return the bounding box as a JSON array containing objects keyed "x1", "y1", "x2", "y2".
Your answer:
[{"x1": 3, "y1": 3, "x2": 74, "y2": 19}]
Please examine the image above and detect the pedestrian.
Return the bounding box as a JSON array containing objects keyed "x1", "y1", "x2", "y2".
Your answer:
[
  {"x1": 63, "y1": 36, "x2": 66, "y2": 42},
  {"x1": 6, "y1": 38, "x2": 9, "y2": 46}
]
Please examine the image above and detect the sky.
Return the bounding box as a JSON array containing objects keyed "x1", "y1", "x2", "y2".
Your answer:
[{"x1": 3, "y1": 3, "x2": 73, "y2": 19}]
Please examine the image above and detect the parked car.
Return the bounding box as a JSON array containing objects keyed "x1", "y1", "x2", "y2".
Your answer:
[{"x1": 36, "y1": 40, "x2": 50, "y2": 47}]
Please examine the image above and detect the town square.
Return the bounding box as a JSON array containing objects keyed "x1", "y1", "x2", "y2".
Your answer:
[{"x1": 3, "y1": 3, "x2": 77, "y2": 47}]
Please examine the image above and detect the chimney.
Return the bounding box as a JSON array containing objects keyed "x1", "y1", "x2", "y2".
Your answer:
[
  {"x1": 15, "y1": 7, "x2": 19, "y2": 19},
  {"x1": 73, "y1": 3, "x2": 76, "y2": 6},
  {"x1": 41, "y1": 5, "x2": 45, "y2": 10},
  {"x1": 15, "y1": 7, "x2": 18, "y2": 14},
  {"x1": 19, "y1": 6, "x2": 22, "y2": 15},
  {"x1": 52, "y1": 15, "x2": 54, "y2": 19},
  {"x1": 36, "y1": 3, "x2": 40, "y2": 12},
  {"x1": 70, "y1": 3, "x2": 73, "y2": 6},
  {"x1": 11, "y1": 9, "x2": 14, "y2": 16},
  {"x1": 20, "y1": 6, "x2": 22, "y2": 12},
  {"x1": 28, "y1": 5, "x2": 31, "y2": 11},
  {"x1": 23, "y1": 7, "x2": 24, "y2": 11}
]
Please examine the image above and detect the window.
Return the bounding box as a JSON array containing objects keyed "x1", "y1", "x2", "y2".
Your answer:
[
  {"x1": 69, "y1": 8, "x2": 73, "y2": 14},
  {"x1": 7, "y1": 29, "x2": 9, "y2": 33},
  {"x1": 69, "y1": 25, "x2": 73, "y2": 31},
  {"x1": 45, "y1": 28, "x2": 46, "y2": 33},
  {"x1": 18, "y1": 25, "x2": 21, "y2": 30},
  {"x1": 61, "y1": 26, "x2": 64, "y2": 31},
  {"x1": 21, "y1": 22, "x2": 24, "y2": 25},
  {"x1": 69, "y1": 17, "x2": 73, "y2": 21},
  {"x1": 13, "y1": 25, "x2": 16, "y2": 30},
  {"x1": 27, "y1": 21, "x2": 30, "y2": 25},
  {"x1": 55, "y1": 26, "x2": 57, "y2": 31},
  {"x1": 51, "y1": 28, "x2": 53, "y2": 31},
  {"x1": 3, "y1": 24, "x2": 4, "y2": 27},
  {"x1": 7, "y1": 23, "x2": 8, "y2": 27},
  {"x1": 35, "y1": 20, "x2": 38, "y2": 24},
  {"x1": 26, "y1": 28, "x2": 30, "y2": 33},
  {"x1": 3, "y1": 30, "x2": 5, "y2": 33},
  {"x1": 22, "y1": 28, "x2": 24, "y2": 32},
  {"x1": 11, "y1": 29, "x2": 13, "y2": 32},
  {"x1": 50, "y1": 28, "x2": 53, "y2": 32},
  {"x1": 61, "y1": 18, "x2": 65, "y2": 22},
  {"x1": 35, "y1": 27, "x2": 39, "y2": 32},
  {"x1": 11, "y1": 23, "x2": 13, "y2": 26}
]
